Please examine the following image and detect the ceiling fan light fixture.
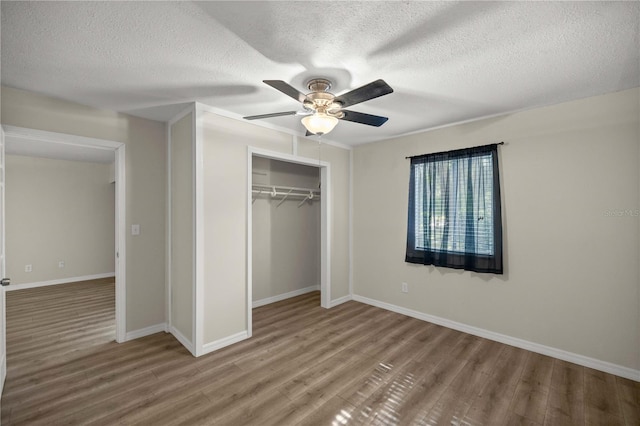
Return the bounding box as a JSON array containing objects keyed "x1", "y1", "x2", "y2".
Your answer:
[{"x1": 301, "y1": 113, "x2": 338, "y2": 135}]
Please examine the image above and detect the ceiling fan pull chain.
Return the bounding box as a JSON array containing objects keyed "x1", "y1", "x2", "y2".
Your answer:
[{"x1": 318, "y1": 137, "x2": 322, "y2": 189}]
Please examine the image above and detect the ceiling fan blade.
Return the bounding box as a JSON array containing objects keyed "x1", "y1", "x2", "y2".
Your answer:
[
  {"x1": 334, "y1": 79, "x2": 394, "y2": 108},
  {"x1": 243, "y1": 111, "x2": 298, "y2": 120},
  {"x1": 305, "y1": 130, "x2": 313, "y2": 137},
  {"x1": 263, "y1": 80, "x2": 308, "y2": 103},
  {"x1": 340, "y1": 110, "x2": 389, "y2": 127}
]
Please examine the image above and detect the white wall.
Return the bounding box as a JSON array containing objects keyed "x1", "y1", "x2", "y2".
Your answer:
[
  {"x1": 170, "y1": 112, "x2": 193, "y2": 343},
  {"x1": 201, "y1": 110, "x2": 351, "y2": 345},
  {"x1": 252, "y1": 157, "x2": 320, "y2": 303},
  {"x1": 353, "y1": 88, "x2": 640, "y2": 373},
  {"x1": 5, "y1": 155, "x2": 115, "y2": 284},
  {"x1": 1, "y1": 86, "x2": 166, "y2": 333}
]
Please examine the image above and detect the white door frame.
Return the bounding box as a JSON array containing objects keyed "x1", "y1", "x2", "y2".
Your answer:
[
  {"x1": 0, "y1": 125, "x2": 7, "y2": 395},
  {"x1": 0, "y1": 125, "x2": 127, "y2": 343},
  {"x1": 247, "y1": 147, "x2": 331, "y2": 336}
]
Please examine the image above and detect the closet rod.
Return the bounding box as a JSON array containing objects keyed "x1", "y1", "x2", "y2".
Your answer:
[
  {"x1": 252, "y1": 183, "x2": 320, "y2": 194},
  {"x1": 251, "y1": 189, "x2": 319, "y2": 198}
]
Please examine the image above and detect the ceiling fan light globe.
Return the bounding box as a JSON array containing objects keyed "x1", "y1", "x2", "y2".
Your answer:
[{"x1": 301, "y1": 113, "x2": 338, "y2": 135}]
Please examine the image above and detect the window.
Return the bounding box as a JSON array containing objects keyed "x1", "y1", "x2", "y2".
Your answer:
[{"x1": 405, "y1": 144, "x2": 503, "y2": 274}]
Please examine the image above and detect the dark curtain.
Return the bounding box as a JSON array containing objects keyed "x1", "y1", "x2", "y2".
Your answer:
[{"x1": 406, "y1": 144, "x2": 503, "y2": 274}]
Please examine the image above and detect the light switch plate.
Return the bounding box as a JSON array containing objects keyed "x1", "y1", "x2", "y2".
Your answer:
[{"x1": 131, "y1": 224, "x2": 140, "y2": 236}]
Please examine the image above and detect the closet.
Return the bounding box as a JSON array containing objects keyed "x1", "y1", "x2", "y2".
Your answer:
[{"x1": 252, "y1": 156, "x2": 321, "y2": 307}]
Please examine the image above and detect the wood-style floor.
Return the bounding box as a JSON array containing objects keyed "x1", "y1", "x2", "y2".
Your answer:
[{"x1": 1, "y1": 280, "x2": 638, "y2": 425}]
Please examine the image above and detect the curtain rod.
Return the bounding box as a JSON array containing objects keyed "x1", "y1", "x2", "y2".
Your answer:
[{"x1": 405, "y1": 141, "x2": 504, "y2": 159}]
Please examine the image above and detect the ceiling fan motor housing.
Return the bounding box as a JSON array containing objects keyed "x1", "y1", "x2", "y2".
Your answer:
[{"x1": 303, "y1": 78, "x2": 344, "y2": 118}]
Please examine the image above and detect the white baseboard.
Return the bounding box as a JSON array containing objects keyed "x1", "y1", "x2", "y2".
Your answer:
[
  {"x1": 202, "y1": 331, "x2": 249, "y2": 356},
  {"x1": 329, "y1": 294, "x2": 352, "y2": 308},
  {"x1": 125, "y1": 323, "x2": 167, "y2": 341},
  {"x1": 170, "y1": 326, "x2": 194, "y2": 355},
  {"x1": 352, "y1": 294, "x2": 640, "y2": 382},
  {"x1": 252, "y1": 285, "x2": 320, "y2": 308},
  {"x1": 6, "y1": 273, "x2": 116, "y2": 292}
]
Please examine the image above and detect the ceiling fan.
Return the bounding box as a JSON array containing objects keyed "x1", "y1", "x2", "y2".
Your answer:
[{"x1": 243, "y1": 78, "x2": 394, "y2": 136}]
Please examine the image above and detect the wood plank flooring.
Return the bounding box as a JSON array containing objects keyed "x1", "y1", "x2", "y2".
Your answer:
[{"x1": 1, "y1": 279, "x2": 638, "y2": 425}]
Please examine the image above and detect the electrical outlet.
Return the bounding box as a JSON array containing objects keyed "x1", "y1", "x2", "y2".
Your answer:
[
  {"x1": 25, "y1": 264, "x2": 33, "y2": 273},
  {"x1": 58, "y1": 261, "x2": 65, "y2": 268},
  {"x1": 401, "y1": 282, "x2": 408, "y2": 293}
]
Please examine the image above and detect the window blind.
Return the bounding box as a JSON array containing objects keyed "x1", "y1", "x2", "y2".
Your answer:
[{"x1": 406, "y1": 144, "x2": 503, "y2": 274}]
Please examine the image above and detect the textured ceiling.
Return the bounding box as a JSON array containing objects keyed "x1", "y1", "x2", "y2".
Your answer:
[{"x1": 1, "y1": 1, "x2": 638, "y2": 146}]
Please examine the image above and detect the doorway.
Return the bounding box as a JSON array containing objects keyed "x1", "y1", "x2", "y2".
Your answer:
[
  {"x1": 247, "y1": 147, "x2": 330, "y2": 336},
  {"x1": 1, "y1": 125, "x2": 126, "y2": 342},
  {"x1": 252, "y1": 156, "x2": 321, "y2": 308}
]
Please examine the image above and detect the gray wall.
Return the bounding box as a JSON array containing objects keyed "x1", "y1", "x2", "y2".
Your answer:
[
  {"x1": 170, "y1": 112, "x2": 193, "y2": 342},
  {"x1": 6, "y1": 155, "x2": 115, "y2": 284},
  {"x1": 353, "y1": 87, "x2": 640, "y2": 371}
]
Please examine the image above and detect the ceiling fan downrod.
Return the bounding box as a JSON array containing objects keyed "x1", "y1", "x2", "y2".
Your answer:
[{"x1": 306, "y1": 78, "x2": 332, "y2": 92}]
